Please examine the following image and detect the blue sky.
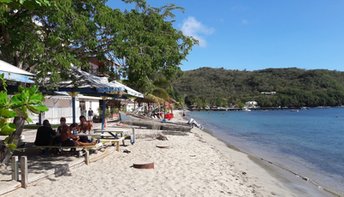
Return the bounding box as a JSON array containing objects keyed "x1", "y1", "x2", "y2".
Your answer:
[{"x1": 109, "y1": 0, "x2": 344, "y2": 71}]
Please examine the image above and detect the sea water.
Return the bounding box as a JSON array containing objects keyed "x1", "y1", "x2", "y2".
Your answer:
[{"x1": 189, "y1": 108, "x2": 344, "y2": 194}]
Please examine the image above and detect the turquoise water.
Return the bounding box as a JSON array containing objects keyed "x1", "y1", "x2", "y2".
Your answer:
[{"x1": 189, "y1": 108, "x2": 344, "y2": 194}]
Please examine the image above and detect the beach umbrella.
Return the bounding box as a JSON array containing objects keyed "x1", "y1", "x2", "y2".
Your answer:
[
  {"x1": 44, "y1": 65, "x2": 144, "y2": 128},
  {"x1": 144, "y1": 94, "x2": 165, "y2": 104},
  {"x1": 50, "y1": 65, "x2": 125, "y2": 127},
  {"x1": 0, "y1": 60, "x2": 34, "y2": 83},
  {"x1": 57, "y1": 66, "x2": 125, "y2": 94},
  {"x1": 109, "y1": 81, "x2": 144, "y2": 98}
]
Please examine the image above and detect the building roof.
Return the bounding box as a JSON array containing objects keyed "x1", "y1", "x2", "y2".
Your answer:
[{"x1": 0, "y1": 60, "x2": 34, "y2": 83}]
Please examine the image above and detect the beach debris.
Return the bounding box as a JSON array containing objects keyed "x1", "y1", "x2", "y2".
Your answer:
[
  {"x1": 54, "y1": 164, "x2": 72, "y2": 177},
  {"x1": 162, "y1": 131, "x2": 188, "y2": 136},
  {"x1": 187, "y1": 118, "x2": 202, "y2": 128},
  {"x1": 156, "y1": 144, "x2": 169, "y2": 149},
  {"x1": 302, "y1": 176, "x2": 309, "y2": 181},
  {"x1": 156, "y1": 134, "x2": 168, "y2": 141},
  {"x1": 123, "y1": 149, "x2": 131, "y2": 154},
  {"x1": 133, "y1": 162, "x2": 154, "y2": 169},
  {"x1": 242, "y1": 171, "x2": 247, "y2": 175}
]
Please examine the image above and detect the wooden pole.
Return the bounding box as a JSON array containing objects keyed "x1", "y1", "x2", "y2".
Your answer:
[
  {"x1": 68, "y1": 92, "x2": 78, "y2": 124},
  {"x1": 116, "y1": 142, "x2": 120, "y2": 152},
  {"x1": 85, "y1": 150, "x2": 90, "y2": 165},
  {"x1": 20, "y1": 156, "x2": 28, "y2": 188},
  {"x1": 72, "y1": 96, "x2": 76, "y2": 124},
  {"x1": 101, "y1": 98, "x2": 106, "y2": 130},
  {"x1": 38, "y1": 113, "x2": 42, "y2": 125},
  {"x1": 11, "y1": 156, "x2": 18, "y2": 181},
  {"x1": 130, "y1": 128, "x2": 135, "y2": 145}
]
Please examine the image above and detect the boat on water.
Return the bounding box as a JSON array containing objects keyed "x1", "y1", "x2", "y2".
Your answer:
[{"x1": 242, "y1": 107, "x2": 251, "y2": 112}]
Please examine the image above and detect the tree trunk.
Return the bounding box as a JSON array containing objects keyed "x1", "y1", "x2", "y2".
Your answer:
[{"x1": 0, "y1": 117, "x2": 26, "y2": 164}]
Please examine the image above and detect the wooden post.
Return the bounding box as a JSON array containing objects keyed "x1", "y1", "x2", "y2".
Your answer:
[
  {"x1": 68, "y1": 92, "x2": 79, "y2": 124},
  {"x1": 20, "y1": 156, "x2": 28, "y2": 188},
  {"x1": 116, "y1": 141, "x2": 120, "y2": 152},
  {"x1": 85, "y1": 150, "x2": 90, "y2": 165},
  {"x1": 11, "y1": 156, "x2": 18, "y2": 181},
  {"x1": 130, "y1": 128, "x2": 135, "y2": 145},
  {"x1": 101, "y1": 98, "x2": 106, "y2": 130},
  {"x1": 38, "y1": 113, "x2": 42, "y2": 125}
]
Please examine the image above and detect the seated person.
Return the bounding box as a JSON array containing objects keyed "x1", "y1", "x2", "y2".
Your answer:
[
  {"x1": 53, "y1": 117, "x2": 66, "y2": 145},
  {"x1": 77, "y1": 115, "x2": 93, "y2": 143},
  {"x1": 62, "y1": 123, "x2": 95, "y2": 146},
  {"x1": 78, "y1": 115, "x2": 92, "y2": 133},
  {"x1": 34, "y1": 120, "x2": 56, "y2": 146},
  {"x1": 59, "y1": 118, "x2": 78, "y2": 146},
  {"x1": 57, "y1": 117, "x2": 68, "y2": 135}
]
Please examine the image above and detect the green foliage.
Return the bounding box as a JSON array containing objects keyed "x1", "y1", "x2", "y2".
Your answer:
[
  {"x1": 0, "y1": 74, "x2": 48, "y2": 150},
  {"x1": 0, "y1": 0, "x2": 50, "y2": 7},
  {"x1": 0, "y1": 0, "x2": 195, "y2": 92},
  {"x1": 152, "y1": 88, "x2": 170, "y2": 101},
  {"x1": 173, "y1": 67, "x2": 344, "y2": 108}
]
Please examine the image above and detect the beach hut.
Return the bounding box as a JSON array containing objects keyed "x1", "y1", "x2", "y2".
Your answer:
[
  {"x1": 46, "y1": 65, "x2": 143, "y2": 129},
  {"x1": 30, "y1": 94, "x2": 102, "y2": 124},
  {"x1": 109, "y1": 81, "x2": 144, "y2": 98},
  {"x1": 53, "y1": 66, "x2": 124, "y2": 128}
]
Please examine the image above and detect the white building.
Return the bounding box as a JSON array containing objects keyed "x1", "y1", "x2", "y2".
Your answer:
[
  {"x1": 30, "y1": 94, "x2": 101, "y2": 124},
  {"x1": 245, "y1": 101, "x2": 258, "y2": 108},
  {"x1": 261, "y1": 91, "x2": 277, "y2": 95}
]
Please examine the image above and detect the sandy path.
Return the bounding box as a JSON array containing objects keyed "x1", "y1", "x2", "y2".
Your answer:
[{"x1": 4, "y1": 132, "x2": 258, "y2": 197}]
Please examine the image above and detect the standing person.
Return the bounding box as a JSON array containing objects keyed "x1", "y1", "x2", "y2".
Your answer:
[
  {"x1": 88, "y1": 108, "x2": 94, "y2": 121},
  {"x1": 34, "y1": 120, "x2": 56, "y2": 146}
]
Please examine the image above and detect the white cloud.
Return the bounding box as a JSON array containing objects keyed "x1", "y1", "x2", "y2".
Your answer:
[{"x1": 181, "y1": 16, "x2": 214, "y2": 47}]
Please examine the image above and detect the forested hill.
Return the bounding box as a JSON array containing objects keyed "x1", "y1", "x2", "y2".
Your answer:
[{"x1": 172, "y1": 67, "x2": 344, "y2": 108}]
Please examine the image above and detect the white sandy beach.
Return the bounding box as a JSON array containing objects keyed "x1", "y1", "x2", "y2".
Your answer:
[{"x1": 2, "y1": 111, "x2": 325, "y2": 197}]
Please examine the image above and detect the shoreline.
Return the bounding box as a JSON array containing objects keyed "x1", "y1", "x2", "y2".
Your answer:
[
  {"x1": 185, "y1": 111, "x2": 341, "y2": 197},
  {"x1": 1, "y1": 110, "x2": 339, "y2": 197},
  {"x1": 187, "y1": 105, "x2": 344, "y2": 112}
]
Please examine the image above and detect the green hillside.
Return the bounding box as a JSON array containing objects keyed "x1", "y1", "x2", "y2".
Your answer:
[{"x1": 172, "y1": 67, "x2": 344, "y2": 108}]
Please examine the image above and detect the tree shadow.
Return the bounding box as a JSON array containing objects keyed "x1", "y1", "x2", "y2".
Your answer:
[{"x1": 12, "y1": 143, "x2": 81, "y2": 179}]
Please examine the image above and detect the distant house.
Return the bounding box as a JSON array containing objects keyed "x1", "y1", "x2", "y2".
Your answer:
[
  {"x1": 245, "y1": 101, "x2": 258, "y2": 108},
  {"x1": 261, "y1": 91, "x2": 277, "y2": 95},
  {"x1": 88, "y1": 57, "x2": 120, "y2": 78},
  {"x1": 121, "y1": 99, "x2": 137, "y2": 112}
]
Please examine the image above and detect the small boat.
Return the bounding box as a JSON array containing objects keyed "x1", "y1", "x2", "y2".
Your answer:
[{"x1": 242, "y1": 107, "x2": 251, "y2": 112}]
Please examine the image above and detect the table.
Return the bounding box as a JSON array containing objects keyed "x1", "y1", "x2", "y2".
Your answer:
[
  {"x1": 76, "y1": 132, "x2": 125, "y2": 151},
  {"x1": 94, "y1": 127, "x2": 136, "y2": 145}
]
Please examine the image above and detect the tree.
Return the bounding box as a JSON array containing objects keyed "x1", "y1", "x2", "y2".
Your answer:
[
  {"x1": 0, "y1": 0, "x2": 195, "y2": 92},
  {"x1": 174, "y1": 67, "x2": 344, "y2": 108},
  {"x1": 113, "y1": 1, "x2": 195, "y2": 92},
  {"x1": 0, "y1": 75, "x2": 48, "y2": 163}
]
